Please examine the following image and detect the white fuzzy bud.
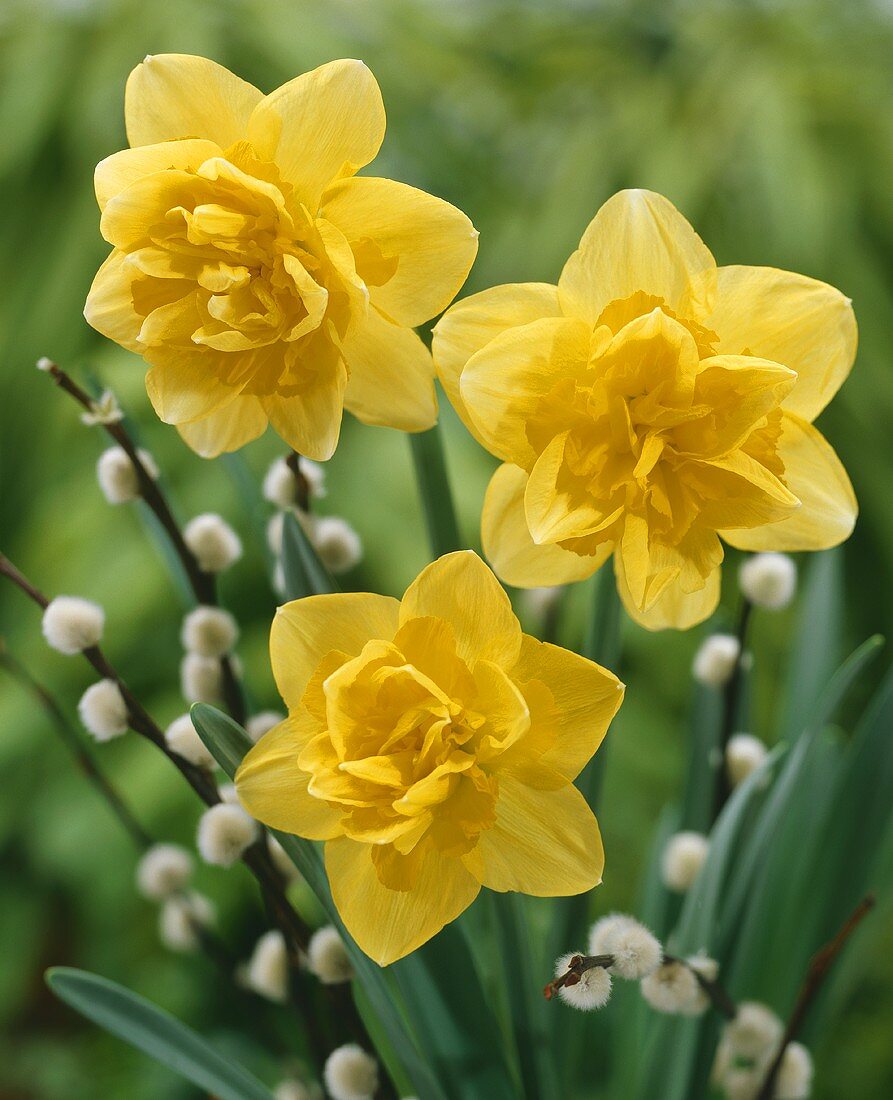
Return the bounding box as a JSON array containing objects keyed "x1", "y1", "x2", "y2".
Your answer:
[
  {"x1": 180, "y1": 653, "x2": 223, "y2": 703},
  {"x1": 311, "y1": 516, "x2": 362, "y2": 574},
  {"x1": 521, "y1": 586, "x2": 563, "y2": 619},
  {"x1": 267, "y1": 511, "x2": 286, "y2": 555},
  {"x1": 218, "y1": 782, "x2": 239, "y2": 804},
  {"x1": 722, "y1": 1067, "x2": 764, "y2": 1100},
  {"x1": 135, "y1": 844, "x2": 193, "y2": 900},
  {"x1": 247, "y1": 710, "x2": 285, "y2": 742},
  {"x1": 724, "y1": 1002, "x2": 783, "y2": 1060},
  {"x1": 274, "y1": 1081, "x2": 323, "y2": 1100},
  {"x1": 268, "y1": 836, "x2": 300, "y2": 882},
  {"x1": 158, "y1": 892, "x2": 214, "y2": 952},
  {"x1": 662, "y1": 831, "x2": 710, "y2": 892},
  {"x1": 307, "y1": 925, "x2": 354, "y2": 984},
  {"x1": 180, "y1": 606, "x2": 238, "y2": 657},
  {"x1": 323, "y1": 1045, "x2": 379, "y2": 1100},
  {"x1": 245, "y1": 930, "x2": 289, "y2": 1003},
  {"x1": 81, "y1": 389, "x2": 124, "y2": 426},
  {"x1": 684, "y1": 954, "x2": 719, "y2": 1014},
  {"x1": 78, "y1": 679, "x2": 128, "y2": 740},
  {"x1": 42, "y1": 596, "x2": 104, "y2": 654},
  {"x1": 96, "y1": 446, "x2": 158, "y2": 504},
  {"x1": 739, "y1": 553, "x2": 797, "y2": 610},
  {"x1": 640, "y1": 960, "x2": 701, "y2": 1014},
  {"x1": 775, "y1": 1041, "x2": 813, "y2": 1099},
  {"x1": 263, "y1": 456, "x2": 326, "y2": 509},
  {"x1": 184, "y1": 514, "x2": 242, "y2": 573},
  {"x1": 36, "y1": 356, "x2": 54, "y2": 372},
  {"x1": 197, "y1": 802, "x2": 259, "y2": 866},
  {"x1": 554, "y1": 953, "x2": 612, "y2": 1011},
  {"x1": 693, "y1": 633, "x2": 741, "y2": 686},
  {"x1": 726, "y1": 733, "x2": 768, "y2": 787},
  {"x1": 589, "y1": 915, "x2": 662, "y2": 980},
  {"x1": 165, "y1": 713, "x2": 216, "y2": 769},
  {"x1": 272, "y1": 559, "x2": 286, "y2": 597}
]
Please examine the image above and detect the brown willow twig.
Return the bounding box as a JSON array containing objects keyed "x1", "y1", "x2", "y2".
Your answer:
[
  {"x1": 755, "y1": 893, "x2": 876, "y2": 1100},
  {"x1": 712, "y1": 596, "x2": 754, "y2": 822},
  {"x1": 40, "y1": 359, "x2": 244, "y2": 724}
]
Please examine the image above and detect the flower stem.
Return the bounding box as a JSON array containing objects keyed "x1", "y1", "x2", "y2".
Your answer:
[{"x1": 409, "y1": 423, "x2": 462, "y2": 557}]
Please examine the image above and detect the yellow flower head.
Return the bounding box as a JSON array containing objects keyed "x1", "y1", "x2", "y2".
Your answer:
[
  {"x1": 85, "y1": 55, "x2": 478, "y2": 459},
  {"x1": 236, "y1": 551, "x2": 623, "y2": 965},
  {"x1": 434, "y1": 190, "x2": 857, "y2": 629}
]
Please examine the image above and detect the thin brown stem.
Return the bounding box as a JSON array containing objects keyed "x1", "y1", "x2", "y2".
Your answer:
[
  {"x1": 285, "y1": 450, "x2": 312, "y2": 512},
  {"x1": 755, "y1": 893, "x2": 876, "y2": 1100},
  {"x1": 712, "y1": 598, "x2": 753, "y2": 822}
]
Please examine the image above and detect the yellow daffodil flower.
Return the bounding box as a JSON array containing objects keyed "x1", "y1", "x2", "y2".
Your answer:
[
  {"x1": 85, "y1": 54, "x2": 478, "y2": 459},
  {"x1": 236, "y1": 551, "x2": 623, "y2": 965},
  {"x1": 433, "y1": 189, "x2": 857, "y2": 629}
]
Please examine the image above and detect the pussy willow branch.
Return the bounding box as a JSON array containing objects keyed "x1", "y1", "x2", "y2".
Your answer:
[
  {"x1": 755, "y1": 893, "x2": 876, "y2": 1100},
  {"x1": 712, "y1": 596, "x2": 753, "y2": 822},
  {"x1": 41, "y1": 359, "x2": 244, "y2": 724},
  {"x1": 285, "y1": 450, "x2": 312, "y2": 512}
]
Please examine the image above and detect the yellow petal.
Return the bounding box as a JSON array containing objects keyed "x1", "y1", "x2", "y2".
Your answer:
[
  {"x1": 248, "y1": 60, "x2": 385, "y2": 209},
  {"x1": 341, "y1": 306, "x2": 438, "y2": 432},
  {"x1": 400, "y1": 550, "x2": 522, "y2": 669},
  {"x1": 321, "y1": 176, "x2": 478, "y2": 327},
  {"x1": 125, "y1": 54, "x2": 262, "y2": 148},
  {"x1": 145, "y1": 353, "x2": 240, "y2": 425},
  {"x1": 432, "y1": 282, "x2": 561, "y2": 432},
  {"x1": 524, "y1": 432, "x2": 620, "y2": 544},
  {"x1": 703, "y1": 265, "x2": 857, "y2": 422},
  {"x1": 459, "y1": 316, "x2": 591, "y2": 465},
  {"x1": 721, "y1": 413, "x2": 857, "y2": 551},
  {"x1": 83, "y1": 251, "x2": 143, "y2": 353},
  {"x1": 325, "y1": 837, "x2": 480, "y2": 965},
  {"x1": 270, "y1": 594, "x2": 400, "y2": 710},
  {"x1": 262, "y1": 361, "x2": 348, "y2": 462},
  {"x1": 615, "y1": 556, "x2": 721, "y2": 631},
  {"x1": 94, "y1": 139, "x2": 223, "y2": 212},
  {"x1": 558, "y1": 189, "x2": 716, "y2": 325},
  {"x1": 509, "y1": 635, "x2": 624, "y2": 781},
  {"x1": 471, "y1": 776, "x2": 603, "y2": 895},
  {"x1": 176, "y1": 395, "x2": 268, "y2": 457},
  {"x1": 482, "y1": 463, "x2": 610, "y2": 587},
  {"x1": 236, "y1": 715, "x2": 342, "y2": 840}
]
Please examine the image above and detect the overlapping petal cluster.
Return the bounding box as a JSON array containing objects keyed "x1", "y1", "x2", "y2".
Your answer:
[
  {"x1": 236, "y1": 551, "x2": 624, "y2": 964},
  {"x1": 434, "y1": 190, "x2": 857, "y2": 628},
  {"x1": 85, "y1": 55, "x2": 478, "y2": 458}
]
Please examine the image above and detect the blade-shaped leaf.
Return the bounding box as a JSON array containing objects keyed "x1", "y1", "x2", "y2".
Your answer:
[
  {"x1": 409, "y1": 422, "x2": 462, "y2": 557},
  {"x1": 281, "y1": 511, "x2": 338, "y2": 598},
  {"x1": 190, "y1": 702, "x2": 253, "y2": 777}
]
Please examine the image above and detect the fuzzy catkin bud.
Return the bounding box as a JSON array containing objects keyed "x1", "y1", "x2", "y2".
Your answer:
[
  {"x1": 246, "y1": 710, "x2": 285, "y2": 742},
  {"x1": 592, "y1": 915, "x2": 662, "y2": 980},
  {"x1": 323, "y1": 1045, "x2": 379, "y2": 1100},
  {"x1": 274, "y1": 1081, "x2": 323, "y2": 1100},
  {"x1": 96, "y1": 446, "x2": 158, "y2": 504},
  {"x1": 775, "y1": 1041, "x2": 813, "y2": 1099},
  {"x1": 311, "y1": 516, "x2": 362, "y2": 574},
  {"x1": 158, "y1": 892, "x2": 214, "y2": 952},
  {"x1": 662, "y1": 831, "x2": 709, "y2": 892},
  {"x1": 693, "y1": 634, "x2": 741, "y2": 686},
  {"x1": 726, "y1": 732, "x2": 768, "y2": 787},
  {"x1": 183, "y1": 513, "x2": 242, "y2": 573},
  {"x1": 640, "y1": 961, "x2": 701, "y2": 1014},
  {"x1": 135, "y1": 844, "x2": 193, "y2": 901},
  {"x1": 263, "y1": 456, "x2": 326, "y2": 509},
  {"x1": 554, "y1": 953, "x2": 612, "y2": 1011},
  {"x1": 78, "y1": 679, "x2": 128, "y2": 740},
  {"x1": 268, "y1": 836, "x2": 300, "y2": 882},
  {"x1": 197, "y1": 803, "x2": 259, "y2": 866},
  {"x1": 180, "y1": 606, "x2": 238, "y2": 658},
  {"x1": 684, "y1": 954, "x2": 719, "y2": 1014},
  {"x1": 307, "y1": 925, "x2": 354, "y2": 984},
  {"x1": 42, "y1": 596, "x2": 104, "y2": 654},
  {"x1": 739, "y1": 553, "x2": 797, "y2": 610},
  {"x1": 724, "y1": 1002, "x2": 783, "y2": 1060},
  {"x1": 165, "y1": 714, "x2": 216, "y2": 770},
  {"x1": 180, "y1": 653, "x2": 223, "y2": 704},
  {"x1": 245, "y1": 930, "x2": 289, "y2": 1002}
]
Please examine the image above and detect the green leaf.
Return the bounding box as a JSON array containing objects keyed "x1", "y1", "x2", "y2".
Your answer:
[
  {"x1": 46, "y1": 968, "x2": 274, "y2": 1100},
  {"x1": 409, "y1": 422, "x2": 463, "y2": 557},
  {"x1": 281, "y1": 511, "x2": 338, "y2": 598},
  {"x1": 190, "y1": 703, "x2": 253, "y2": 777}
]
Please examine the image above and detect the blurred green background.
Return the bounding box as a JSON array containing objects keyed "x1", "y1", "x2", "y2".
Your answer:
[{"x1": 1, "y1": 0, "x2": 891, "y2": 1096}]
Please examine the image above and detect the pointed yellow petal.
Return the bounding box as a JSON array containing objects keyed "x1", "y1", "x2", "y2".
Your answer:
[
  {"x1": 94, "y1": 139, "x2": 222, "y2": 211},
  {"x1": 125, "y1": 54, "x2": 262, "y2": 147},
  {"x1": 482, "y1": 463, "x2": 610, "y2": 587},
  {"x1": 83, "y1": 251, "x2": 144, "y2": 353},
  {"x1": 704, "y1": 265, "x2": 857, "y2": 422},
  {"x1": 721, "y1": 413, "x2": 857, "y2": 551},
  {"x1": 145, "y1": 354, "x2": 240, "y2": 424},
  {"x1": 236, "y1": 715, "x2": 342, "y2": 840},
  {"x1": 472, "y1": 777, "x2": 603, "y2": 895},
  {"x1": 400, "y1": 551, "x2": 522, "y2": 669},
  {"x1": 558, "y1": 189, "x2": 716, "y2": 324},
  {"x1": 615, "y1": 557, "x2": 721, "y2": 631},
  {"x1": 176, "y1": 395, "x2": 268, "y2": 457},
  {"x1": 342, "y1": 306, "x2": 437, "y2": 432},
  {"x1": 248, "y1": 60, "x2": 384, "y2": 209},
  {"x1": 321, "y1": 176, "x2": 478, "y2": 327},
  {"x1": 524, "y1": 432, "x2": 621, "y2": 543},
  {"x1": 433, "y1": 282, "x2": 561, "y2": 431},
  {"x1": 270, "y1": 594, "x2": 400, "y2": 709},
  {"x1": 459, "y1": 316, "x2": 591, "y2": 465},
  {"x1": 262, "y1": 361, "x2": 348, "y2": 461},
  {"x1": 325, "y1": 837, "x2": 480, "y2": 965}
]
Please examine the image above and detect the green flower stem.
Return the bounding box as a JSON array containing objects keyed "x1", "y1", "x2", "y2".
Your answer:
[{"x1": 409, "y1": 424, "x2": 463, "y2": 557}]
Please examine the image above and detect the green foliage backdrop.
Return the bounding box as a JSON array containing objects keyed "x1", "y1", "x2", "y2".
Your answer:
[{"x1": 1, "y1": 0, "x2": 891, "y2": 1096}]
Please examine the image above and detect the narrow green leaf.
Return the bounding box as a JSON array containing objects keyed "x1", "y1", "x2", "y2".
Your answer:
[
  {"x1": 190, "y1": 703, "x2": 253, "y2": 777},
  {"x1": 281, "y1": 511, "x2": 338, "y2": 598},
  {"x1": 409, "y1": 423, "x2": 462, "y2": 557},
  {"x1": 46, "y1": 968, "x2": 274, "y2": 1100}
]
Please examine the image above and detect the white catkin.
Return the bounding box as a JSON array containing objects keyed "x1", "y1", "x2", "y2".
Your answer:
[
  {"x1": 245, "y1": 930, "x2": 289, "y2": 1003},
  {"x1": 268, "y1": 836, "x2": 300, "y2": 882},
  {"x1": 311, "y1": 516, "x2": 363, "y2": 574},
  {"x1": 692, "y1": 634, "x2": 741, "y2": 687},
  {"x1": 183, "y1": 514, "x2": 242, "y2": 573},
  {"x1": 775, "y1": 1041, "x2": 814, "y2": 1099},
  {"x1": 726, "y1": 732, "x2": 768, "y2": 787},
  {"x1": 158, "y1": 892, "x2": 214, "y2": 952},
  {"x1": 640, "y1": 961, "x2": 702, "y2": 1014},
  {"x1": 78, "y1": 679, "x2": 128, "y2": 740},
  {"x1": 96, "y1": 446, "x2": 158, "y2": 504},
  {"x1": 307, "y1": 925, "x2": 354, "y2": 984},
  {"x1": 273, "y1": 1081, "x2": 323, "y2": 1100},
  {"x1": 724, "y1": 1002, "x2": 784, "y2": 1060},
  {"x1": 604, "y1": 919, "x2": 662, "y2": 980},
  {"x1": 180, "y1": 653, "x2": 223, "y2": 704},
  {"x1": 42, "y1": 596, "x2": 105, "y2": 654},
  {"x1": 661, "y1": 831, "x2": 710, "y2": 892},
  {"x1": 197, "y1": 803, "x2": 259, "y2": 866},
  {"x1": 739, "y1": 553, "x2": 797, "y2": 610},
  {"x1": 554, "y1": 953, "x2": 612, "y2": 1011},
  {"x1": 246, "y1": 710, "x2": 285, "y2": 742},
  {"x1": 165, "y1": 713, "x2": 216, "y2": 770},
  {"x1": 180, "y1": 605, "x2": 238, "y2": 658},
  {"x1": 135, "y1": 844, "x2": 193, "y2": 901},
  {"x1": 323, "y1": 1045, "x2": 379, "y2": 1100},
  {"x1": 218, "y1": 782, "x2": 239, "y2": 804},
  {"x1": 683, "y1": 954, "x2": 719, "y2": 1015}
]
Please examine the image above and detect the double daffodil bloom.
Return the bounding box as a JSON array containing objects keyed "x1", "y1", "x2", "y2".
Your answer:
[
  {"x1": 85, "y1": 54, "x2": 477, "y2": 459},
  {"x1": 236, "y1": 551, "x2": 623, "y2": 965},
  {"x1": 434, "y1": 190, "x2": 857, "y2": 629}
]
